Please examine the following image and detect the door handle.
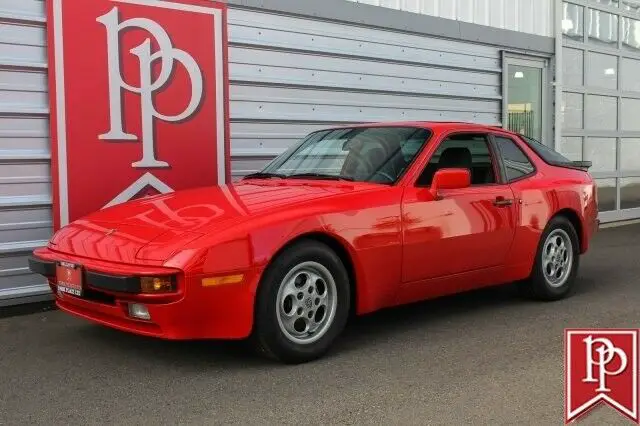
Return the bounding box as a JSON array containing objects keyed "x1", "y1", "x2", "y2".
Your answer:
[{"x1": 493, "y1": 196, "x2": 513, "y2": 207}]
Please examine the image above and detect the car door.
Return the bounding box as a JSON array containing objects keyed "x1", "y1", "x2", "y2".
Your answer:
[
  {"x1": 401, "y1": 132, "x2": 518, "y2": 282},
  {"x1": 490, "y1": 133, "x2": 541, "y2": 262}
]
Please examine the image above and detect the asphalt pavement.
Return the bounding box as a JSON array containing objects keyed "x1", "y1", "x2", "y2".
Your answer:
[{"x1": 1, "y1": 223, "x2": 639, "y2": 425}]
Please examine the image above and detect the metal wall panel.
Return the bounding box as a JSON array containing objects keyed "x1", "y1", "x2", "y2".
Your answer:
[
  {"x1": 558, "y1": 0, "x2": 640, "y2": 223},
  {"x1": 227, "y1": 7, "x2": 503, "y2": 176},
  {"x1": 347, "y1": 0, "x2": 554, "y2": 37},
  {"x1": 0, "y1": 0, "x2": 51, "y2": 304},
  {"x1": 0, "y1": 0, "x2": 506, "y2": 304}
]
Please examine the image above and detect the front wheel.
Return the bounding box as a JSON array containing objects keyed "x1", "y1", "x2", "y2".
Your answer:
[
  {"x1": 251, "y1": 240, "x2": 351, "y2": 364},
  {"x1": 519, "y1": 215, "x2": 580, "y2": 301}
]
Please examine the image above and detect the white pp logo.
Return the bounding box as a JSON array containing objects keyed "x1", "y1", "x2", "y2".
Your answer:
[
  {"x1": 582, "y1": 335, "x2": 629, "y2": 393},
  {"x1": 96, "y1": 6, "x2": 203, "y2": 168}
]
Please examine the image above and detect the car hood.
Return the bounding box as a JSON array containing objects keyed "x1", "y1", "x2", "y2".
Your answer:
[{"x1": 48, "y1": 180, "x2": 374, "y2": 264}]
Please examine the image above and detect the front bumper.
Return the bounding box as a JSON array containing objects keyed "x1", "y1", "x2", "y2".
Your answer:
[
  {"x1": 28, "y1": 256, "x2": 153, "y2": 294},
  {"x1": 29, "y1": 248, "x2": 262, "y2": 340}
]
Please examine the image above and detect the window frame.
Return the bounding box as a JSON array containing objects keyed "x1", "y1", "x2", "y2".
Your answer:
[
  {"x1": 489, "y1": 133, "x2": 538, "y2": 184},
  {"x1": 502, "y1": 52, "x2": 551, "y2": 145},
  {"x1": 414, "y1": 131, "x2": 505, "y2": 188}
]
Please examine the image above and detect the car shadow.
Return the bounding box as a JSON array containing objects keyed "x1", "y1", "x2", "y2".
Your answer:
[
  {"x1": 73, "y1": 324, "x2": 267, "y2": 367},
  {"x1": 335, "y1": 272, "x2": 604, "y2": 354},
  {"x1": 335, "y1": 283, "x2": 524, "y2": 355},
  {"x1": 68, "y1": 270, "x2": 604, "y2": 369},
  {"x1": 51, "y1": 224, "x2": 630, "y2": 369}
]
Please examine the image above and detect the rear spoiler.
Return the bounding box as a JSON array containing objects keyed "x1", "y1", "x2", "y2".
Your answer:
[
  {"x1": 549, "y1": 160, "x2": 592, "y2": 172},
  {"x1": 568, "y1": 161, "x2": 592, "y2": 170},
  {"x1": 571, "y1": 161, "x2": 593, "y2": 170}
]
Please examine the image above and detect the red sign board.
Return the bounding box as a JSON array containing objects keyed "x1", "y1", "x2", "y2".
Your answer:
[
  {"x1": 46, "y1": 0, "x2": 230, "y2": 230},
  {"x1": 565, "y1": 329, "x2": 639, "y2": 423}
]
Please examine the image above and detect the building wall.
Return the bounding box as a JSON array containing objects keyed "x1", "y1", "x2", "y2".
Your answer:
[
  {"x1": 0, "y1": 0, "x2": 51, "y2": 305},
  {"x1": 346, "y1": 0, "x2": 555, "y2": 37},
  {"x1": 228, "y1": 6, "x2": 507, "y2": 177},
  {"x1": 559, "y1": 0, "x2": 640, "y2": 222},
  {"x1": 0, "y1": 0, "x2": 553, "y2": 305}
]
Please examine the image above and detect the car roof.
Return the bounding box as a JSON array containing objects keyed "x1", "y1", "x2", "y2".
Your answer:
[{"x1": 326, "y1": 121, "x2": 515, "y2": 134}]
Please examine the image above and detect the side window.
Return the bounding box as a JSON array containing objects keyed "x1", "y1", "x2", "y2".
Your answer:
[
  {"x1": 416, "y1": 133, "x2": 497, "y2": 186},
  {"x1": 494, "y1": 136, "x2": 535, "y2": 182}
]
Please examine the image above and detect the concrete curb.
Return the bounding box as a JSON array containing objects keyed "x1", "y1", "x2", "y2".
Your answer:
[
  {"x1": 0, "y1": 300, "x2": 57, "y2": 319},
  {"x1": 599, "y1": 218, "x2": 640, "y2": 229}
]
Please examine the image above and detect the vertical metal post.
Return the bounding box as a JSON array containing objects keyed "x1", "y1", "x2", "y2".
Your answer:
[{"x1": 554, "y1": 0, "x2": 564, "y2": 151}]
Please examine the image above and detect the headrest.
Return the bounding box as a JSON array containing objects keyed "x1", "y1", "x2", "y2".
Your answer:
[{"x1": 439, "y1": 147, "x2": 472, "y2": 169}]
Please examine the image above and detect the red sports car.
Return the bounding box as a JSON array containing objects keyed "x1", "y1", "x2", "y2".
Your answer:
[{"x1": 29, "y1": 122, "x2": 599, "y2": 363}]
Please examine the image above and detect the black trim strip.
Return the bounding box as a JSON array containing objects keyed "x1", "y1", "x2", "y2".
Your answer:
[
  {"x1": 28, "y1": 256, "x2": 56, "y2": 277},
  {"x1": 85, "y1": 271, "x2": 141, "y2": 294},
  {"x1": 29, "y1": 254, "x2": 178, "y2": 294}
]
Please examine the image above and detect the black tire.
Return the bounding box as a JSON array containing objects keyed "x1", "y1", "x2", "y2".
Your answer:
[
  {"x1": 251, "y1": 239, "x2": 351, "y2": 364},
  {"x1": 518, "y1": 215, "x2": 580, "y2": 301}
]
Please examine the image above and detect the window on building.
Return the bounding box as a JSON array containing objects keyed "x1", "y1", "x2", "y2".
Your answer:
[{"x1": 506, "y1": 64, "x2": 543, "y2": 141}]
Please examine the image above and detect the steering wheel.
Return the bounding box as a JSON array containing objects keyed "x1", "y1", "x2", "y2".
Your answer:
[
  {"x1": 365, "y1": 143, "x2": 397, "y2": 183},
  {"x1": 343, "y1": 141, "x2": 397, "y2": 183},
  {"x1": 341, "y1": 150, "x2": 375, "y2": 176},
  {"x1": 371, "y1": 170, "x2": 395, "y2": 183}
]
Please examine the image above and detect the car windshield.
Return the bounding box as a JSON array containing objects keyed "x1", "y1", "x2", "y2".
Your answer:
[{"x1": 251, "y1": 126, "x2": 432, "y2": 184}]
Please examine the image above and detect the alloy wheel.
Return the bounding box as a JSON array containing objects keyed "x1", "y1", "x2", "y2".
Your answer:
[
  {"x1": 542, "y1": 228, "x2": 574, "y2": 288},
  {"x1": 275, "y1": 261, "x2": 338, "y2": 345}
]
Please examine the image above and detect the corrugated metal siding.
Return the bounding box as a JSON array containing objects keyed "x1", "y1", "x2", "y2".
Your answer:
[
  {"x1": 228, "y1": 7, "x2": 503, "y2": 176},
  {"x1": 347, "y1": 0, "x2": 554, "y2": 37},
  {"x1": 0, "y1": 0, "x2": 51, "y2": 304},
  {"x1": 0, "y1": 0, "x2": 503, "y2": 303}
]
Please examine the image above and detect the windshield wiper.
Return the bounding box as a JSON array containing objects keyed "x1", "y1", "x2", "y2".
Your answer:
[
  {"x1": 244, "y1": 171, "x2": 355, "y2": 181},
  {"x1": 287, "y1": 172, "x2": 355, "y2": 181},
  {"x1": 243, "y1": 172, "x2": 287, "y2": 179}
]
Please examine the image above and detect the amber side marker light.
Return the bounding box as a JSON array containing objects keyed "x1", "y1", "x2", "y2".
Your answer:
[
  {"x1": 140, "y1": 276, "x2": 175, "y2": 294},
  {"x1": 202, "y1": 274, "x2": 244, "y2": 287}
]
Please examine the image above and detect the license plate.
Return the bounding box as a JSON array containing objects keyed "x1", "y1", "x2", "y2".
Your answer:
[{"x1": 56, "y1": 261, "x2": 83, "y2": 297}]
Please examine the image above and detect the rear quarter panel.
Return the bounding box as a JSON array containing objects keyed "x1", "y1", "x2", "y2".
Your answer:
[{"x1": 505, "y1": 159, "x2": 597, "y2": 279}]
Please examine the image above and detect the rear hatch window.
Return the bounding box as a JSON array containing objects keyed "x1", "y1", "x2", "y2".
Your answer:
[{"x1": 518, "y1": 135, "x2": 592, "y2": 171}]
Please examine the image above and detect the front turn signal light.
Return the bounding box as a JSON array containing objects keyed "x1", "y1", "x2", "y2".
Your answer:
[
  {"x1": 140, "y1": 276, "x2": 175, "y2": 293},
  {"x1": 201, "y1": 274, "x2": 244, "y2": 287}
]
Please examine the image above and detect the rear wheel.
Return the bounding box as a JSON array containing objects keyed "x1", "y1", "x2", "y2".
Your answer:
[
  {"x1": 251, "y1": 240, "x2": 350, "y2": 364},
  {"x1": 519, "y1": 215, "x2": 580, "y2": 301}
]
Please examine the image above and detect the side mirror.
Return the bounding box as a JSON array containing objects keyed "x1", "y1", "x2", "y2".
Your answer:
[{"x1": 429, "y1": 168, "x2": 470, "y2": 200}]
